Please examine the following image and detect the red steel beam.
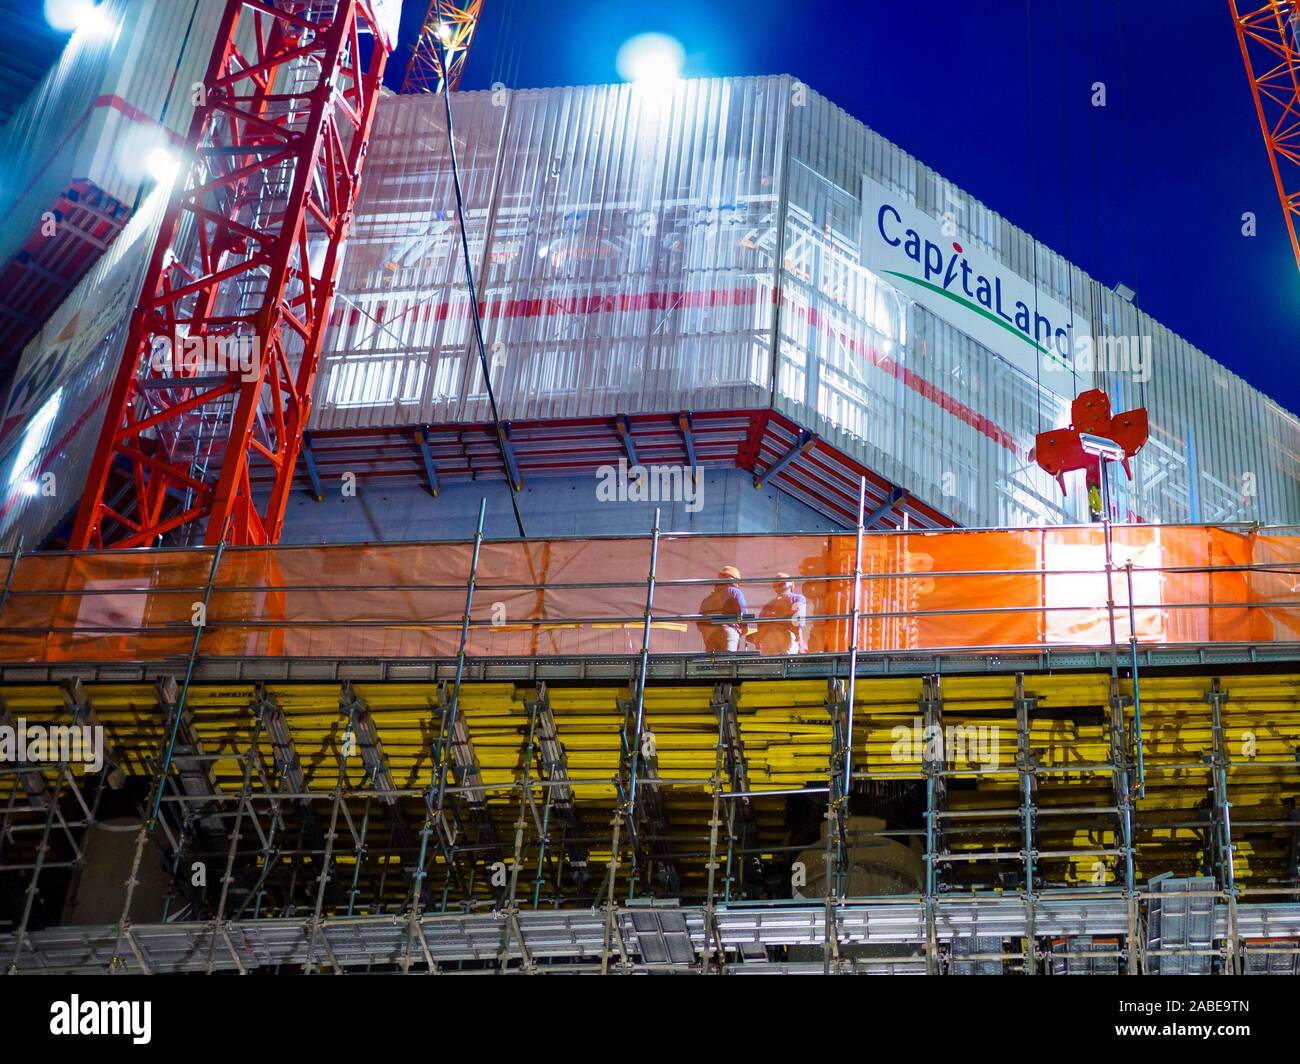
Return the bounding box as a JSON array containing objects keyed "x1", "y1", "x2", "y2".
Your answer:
[
  {"x1": 70, "y1": 0, "x2": 394, "y2": 549},
  {"x1": 1231, "y1": 0, "x2": 1300, "y2": 274}
]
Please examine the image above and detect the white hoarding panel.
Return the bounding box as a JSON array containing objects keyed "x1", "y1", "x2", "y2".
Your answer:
[{"x1": 2, "y1": 73, "x2": 1296, "y2": 550}]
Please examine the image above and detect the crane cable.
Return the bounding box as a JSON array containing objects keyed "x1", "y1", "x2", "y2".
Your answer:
[{"x1": 434, "y1": 29, "x2": 527, "y2": 538}]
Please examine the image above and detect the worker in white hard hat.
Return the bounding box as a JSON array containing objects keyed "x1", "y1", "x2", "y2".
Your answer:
[
  {"x1": 697, "y1": 566, "x2": 748, "y2": 653},
  {"x1": 752, "y1": 573, "x2": 807, "y2": 655}
]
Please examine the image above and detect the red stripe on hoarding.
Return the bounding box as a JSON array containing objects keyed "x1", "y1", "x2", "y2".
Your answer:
[
  {"x1": 332, "y1": 286, "x2": 1025, "y2": 457},
  {"x1": 3, "y1": 287, "x2": 1031, "y2": 527}
]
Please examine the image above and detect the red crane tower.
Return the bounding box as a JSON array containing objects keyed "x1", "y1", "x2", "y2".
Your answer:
[
  {"x1": 70, "y1": 0, "x2": 397, "y2": 549},
  {"x1": 403, "y1": 2, "x2": 483, "y2": 94},
  {"x1": 1230, "y1": 1, "x2": 1300, "y2": 275}
]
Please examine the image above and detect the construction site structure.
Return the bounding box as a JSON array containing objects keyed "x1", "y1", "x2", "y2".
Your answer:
[
  {"x1": 3, "y1": 76, "x2": 1298, "y2": 556},
  {"x1": 2, "y1": 515, "x2": 1300, "y2": 973},
  {"x1": 1, "y1": 3, "x2": 1300, "y2": 978}
]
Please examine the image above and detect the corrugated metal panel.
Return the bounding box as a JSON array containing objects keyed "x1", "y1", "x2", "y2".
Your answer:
[
  {"x1": 0, "y1": 187, "x2": 167, "y2": 444},
  {"x1": 0, "y1": 333, "x2": 120, "y2": 552},
  {"x1": 0, "y1": 2, "x2": 121, "y2": 269},
  {"x1": 78, "y1": 0, "x2": 231, "y2": 187},
  {"x1": 788, "y1": 85, "x2": 1090, "y2": 324},
  {"x1": 0, "y1": 187, "x2": 167, "y2": 549},
  {"x1": 2, "y1": 71, "x2": 1296, "y2": 547},
  {"x1": 1091, "y1": 285, "x2": 1300, "y2": 525},
  {"x1": 470, "y1": 76, "x2": 784, "y2": 424},
  {"x1": 313, "y1": 75, "x2": 1299, "y2": 528},
  {"x1": 315, "y1": 89, "x2": 511, "y2": 429},
  {"x1": 0, "y1": 0, "x2": 224, "y2": 269},
  {"x1": 314, "y1": 76, "x2": 786, "y2": 430},
  {"x1": 774, "y1": 84, "x2": 1085, "y2": 527}
]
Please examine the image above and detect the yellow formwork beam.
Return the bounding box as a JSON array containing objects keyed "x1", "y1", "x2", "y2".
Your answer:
[{"x1": 3, "y1": 672, "x2": 1300, "y2": 885}]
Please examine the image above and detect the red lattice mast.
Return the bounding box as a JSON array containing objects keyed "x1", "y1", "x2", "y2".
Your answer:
[
  {"x1": 70, "y1": 0, "x2": 395, "y2": 548},
  {"x1": 1231, "y1": 1, "x2": 1300, "y2": 274},
  {"x1": 402, "y1": 1, "x2": 481, "y2": 94}
]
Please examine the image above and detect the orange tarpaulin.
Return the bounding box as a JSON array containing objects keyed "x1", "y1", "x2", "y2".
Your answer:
[{"x1": 0, "y1": 527, "x2": 1296, "y2": 664}]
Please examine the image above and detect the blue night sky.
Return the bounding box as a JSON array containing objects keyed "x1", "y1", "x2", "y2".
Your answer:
[{"x1": 393, "y1": 0, "x2": 1300, "y2": 414}]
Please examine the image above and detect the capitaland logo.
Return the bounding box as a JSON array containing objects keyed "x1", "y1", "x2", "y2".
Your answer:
[
  {"x1": 49, "y1": 995, "x2": 151, "y2": 1044},
  {"x1": 876, "y1": 203, "x2": 1074, "y2": 368}
]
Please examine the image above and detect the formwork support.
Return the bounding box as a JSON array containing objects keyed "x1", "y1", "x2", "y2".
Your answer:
[
  {"x1": 1015, "y1": 674, "x2": 1039, "y2": 974},
  {"x1": 717, "y1": 685, "x2": 757, "y2": 903},
  {"x1": 616, "y1": 691, "x2": 679, "y2": 899},
  {"x1": 345, "y1": 686, "x2": 405, "y2": 917},
  {"x1": 304, "y1": 684, "x2": 361, "y2": 974},
  {"x1": 1108, "y1": 676, "x2": 1140, "y2": 974},
  {"x1": 3, "y1": 682, "x2": 97, "y2": 973},
  {"x1": 497, "y1": 693, "x2": 544, "y2": 972},
  {"x1": 202, "y1": 688, "x2": 273, "y2": 975},
  {"x1": 701, "y1": 684, "x2": 733, "y2": 973},
  {"x1": 0, "y1": 703, "x2": 48, "y2": 811},
  {"x1": 921, "y1": 675, "x2": 945, "y2": 974},
  {"x1": 525, "y1": 683, "x2": 588, "y2": 906},
  {"x1": 109, "y1": 535, "x2": 226, "y2": 971},
  {"x1": 822, "y1": 677, "x2": 848, "y2": 975},
  {"x1": 244, "y1": 685, "x2": 296, "y2": 921},
  {"x1": 819, "y1": 478, "x2": 866, "y2": 973},
  {"x1": 602, "y1": 507, "x2": 660, "y2": 972},
  {"x1": 438, "y1": 683, "x2": 506, "y2": 898},
  {"x1": 1290, "y1": 799, "x2": 1300, "y2": 901},
  {"x1": 410, "y1": 499, "x2": 485, "y2": 930},
  {"x1": 1124, "y1": 563, "x2": 1147, "y2": 796},
  {"x1": 1207, "y1": 679, "x2": 1241, "y2": 974}
]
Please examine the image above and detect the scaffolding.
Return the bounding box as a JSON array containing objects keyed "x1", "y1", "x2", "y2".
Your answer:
[{"x1": 2, "y1": 516, "x2": 1300, "y2": 972}]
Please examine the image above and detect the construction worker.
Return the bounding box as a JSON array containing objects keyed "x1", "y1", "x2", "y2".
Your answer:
[
  {"x1": 697, "y1": 566, "x2": 747, "y2": 653},
  {"x1": 1086, "y1": 470, "x2": 1103, "y2": 522},
  {"x1": 753, "y1": 573, "x2": 807, "y2": 655}
]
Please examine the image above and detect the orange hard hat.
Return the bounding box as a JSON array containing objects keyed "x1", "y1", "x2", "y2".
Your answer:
[{"x1": 719, "y1": 566, "x2": 741, "y2": 580}]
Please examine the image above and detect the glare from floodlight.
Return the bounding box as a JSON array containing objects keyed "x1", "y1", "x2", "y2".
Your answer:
[
  {"x1": 45, "y1": 0, "x2": 113, "y2": 37},
  {"x1": 616, "y1": 33, "x2": 685, "y2": 91},
  {"x1": 147, "y1": 147, "x2": 181, "y2": 185},
  {"x1": 436, "y1": 22, "x2": 453, "y2": 43},
  {"x1": 1079, "y1": 432, "x2": 1125, "y2": 461},
  {"x1": 7, "y1": 387, "x2": 62, "y2": 498}
]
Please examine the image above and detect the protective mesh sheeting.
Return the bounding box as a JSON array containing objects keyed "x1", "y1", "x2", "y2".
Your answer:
[{"x1": 0, "y1": 527, "x2": 1295, "y2": 663}]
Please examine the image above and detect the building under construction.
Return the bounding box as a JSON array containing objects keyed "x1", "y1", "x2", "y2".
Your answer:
[{"x1": 0, "y1": 0, "x2": 1299, "y2": 976}]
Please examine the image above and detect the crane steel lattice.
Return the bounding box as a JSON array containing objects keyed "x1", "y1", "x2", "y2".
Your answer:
[
  {"x1": 69, "y1": 0, "x2": 395, "y2": 549},
  {"x1": 402, "y1": 1, "x2": 482, "y2": 94},
  {"x1": 1231, "y1": 0, "x2": 1300, "y2": 274}
]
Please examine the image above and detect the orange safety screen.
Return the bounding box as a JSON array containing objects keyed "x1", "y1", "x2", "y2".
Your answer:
[{"x1": 0, "y1": 526, "x2": 1297, "y2": 663}]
